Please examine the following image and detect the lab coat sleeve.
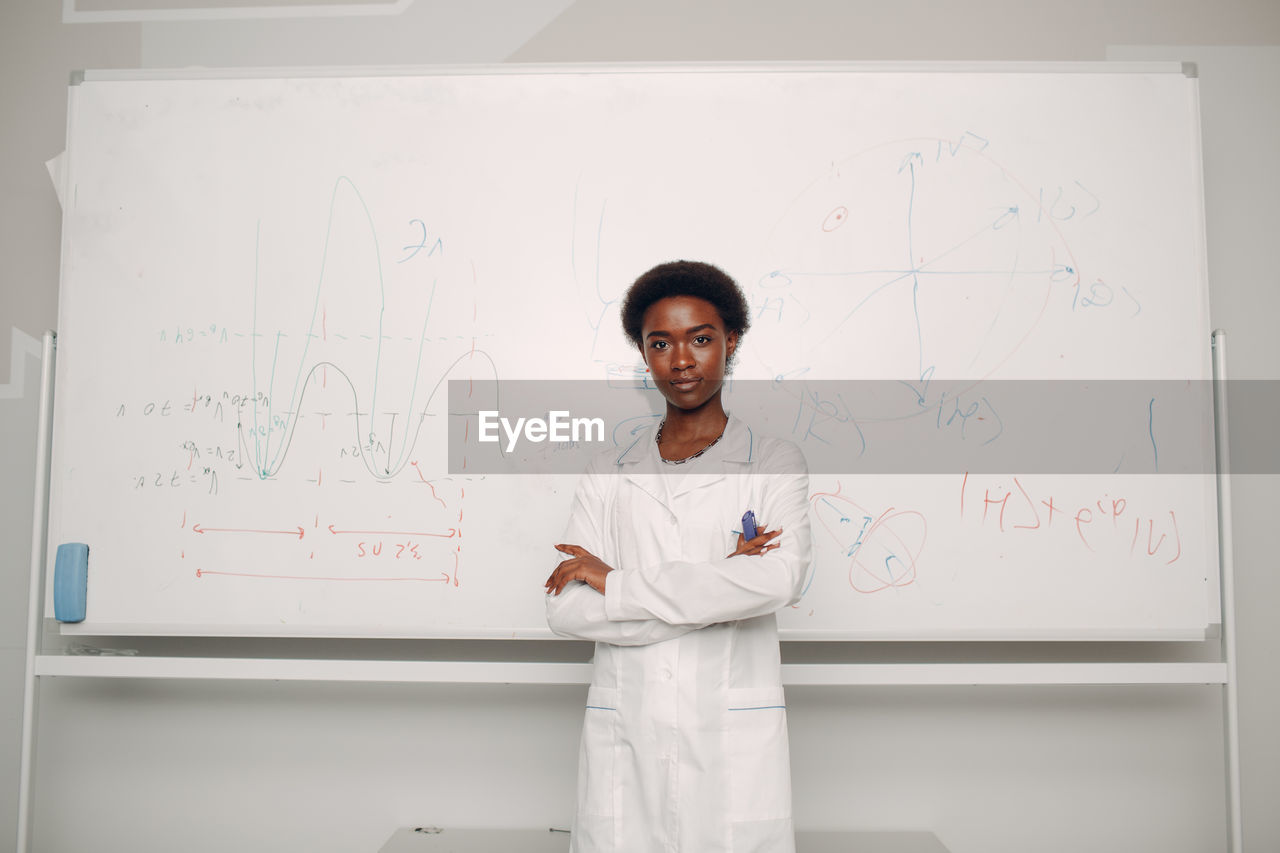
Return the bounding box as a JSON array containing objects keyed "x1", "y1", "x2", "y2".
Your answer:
[
  {"x1": 545, "y1": 456, "x2": 705, "y2": 646},
  {"x1": 603, "y1": 440, "x2": 811, "y2": 626}
]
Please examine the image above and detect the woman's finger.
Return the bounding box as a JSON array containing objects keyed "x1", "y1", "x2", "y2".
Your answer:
[
  {"x1": 546, "y1": 562, "x2": 571, "y2": 589},
  {"x1": 546, "y1": 561, "x2": 580, "y2": 594},
  {"x1": 749, "y1": 528, "x2": 782, "y2": 545}
]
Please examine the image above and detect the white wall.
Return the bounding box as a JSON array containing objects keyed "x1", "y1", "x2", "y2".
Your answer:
[{"x1": 4, "y1": 2, "x2": 1278, "y2": 851}]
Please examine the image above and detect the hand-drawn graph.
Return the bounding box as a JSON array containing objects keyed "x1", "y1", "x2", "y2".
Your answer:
[
  {"x1": 129, "y1": 176, "x2": 502, "y2": 592},
  {"x1": 244, "y1": 176, "x2": 497, "y2": 483},
  {"x1": 750, "y1": 134, "x2": 1088, "y2": 395}
]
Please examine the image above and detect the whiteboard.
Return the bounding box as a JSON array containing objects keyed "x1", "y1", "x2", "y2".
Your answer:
[{"x1": 47, "y1": 64, "x2": 1219, "y2": 639}]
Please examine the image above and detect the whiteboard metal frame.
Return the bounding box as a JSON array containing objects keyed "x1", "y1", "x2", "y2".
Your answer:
[
  {"x1": 18, "y1": 331, "x2": 56, "y2": 853},
  {"x1": 74, "y1": 59, "x2": 1191, "y2": 83},
  {"x1": 19, "y1": 64, "x2": 1240, "y2": 853},
  {"x1": 1212, "y1": 329, "x2": 1243, "y2": 852}
]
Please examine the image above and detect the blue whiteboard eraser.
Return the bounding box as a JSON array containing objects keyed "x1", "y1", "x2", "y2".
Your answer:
[{"x1": 54, "y1": 543, "x2": 89, "y2": 623}]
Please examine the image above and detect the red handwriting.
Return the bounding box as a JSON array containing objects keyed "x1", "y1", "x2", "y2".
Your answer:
[
  {"x1": 183, "y1": 479, "x2": 469, "y2": 586},
  {"x1": 960, "y1": 474, "x2": 1181, "y2": 564},
  {"x1": 355, "y1": 540, "x2": 425, "y2": 560},
  {"x1": 196, "y1": 568, "x2": 450, "y2": 582},
  {"x1": 328, "y1": 524, "x2": 456, "y2": 538},
  {"x1": 192, "y1": 523, "x2": 305, "y2": 539}
]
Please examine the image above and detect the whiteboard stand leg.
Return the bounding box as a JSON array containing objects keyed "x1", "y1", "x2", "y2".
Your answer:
[
  {"x1": 1212, "y1": 329, "x2": 1243, "y2": 852},
  {"x1": 18, "y1": 331, "x2": 56, "y2": 853}
]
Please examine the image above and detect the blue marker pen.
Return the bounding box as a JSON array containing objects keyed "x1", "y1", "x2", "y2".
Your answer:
[{"x1": 741, "y1": 510, "x2": 758, "y2": 540}]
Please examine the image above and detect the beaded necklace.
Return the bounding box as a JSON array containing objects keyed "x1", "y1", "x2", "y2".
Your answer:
[{"x1": 654, "y1": 418, "x2": 727, "y2": 465}]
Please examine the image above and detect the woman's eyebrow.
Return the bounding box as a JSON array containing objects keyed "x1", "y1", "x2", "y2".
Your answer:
[{"x1": 645, "y1": 323, "x2": 717, "y2": 339}]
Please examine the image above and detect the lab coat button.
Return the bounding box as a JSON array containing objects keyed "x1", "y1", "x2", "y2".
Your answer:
[{"x1": 659, "y1": 668, "x2": 672, "y2": 681}]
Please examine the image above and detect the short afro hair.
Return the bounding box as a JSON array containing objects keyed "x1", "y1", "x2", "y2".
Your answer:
[{"x1": 620, "y1": 260, "x2": 751, "y2": 352}]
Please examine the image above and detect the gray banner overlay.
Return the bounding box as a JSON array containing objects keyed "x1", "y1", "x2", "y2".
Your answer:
[{"x1": 447, "y1": 380, "x2": 1277, "y2": 475}]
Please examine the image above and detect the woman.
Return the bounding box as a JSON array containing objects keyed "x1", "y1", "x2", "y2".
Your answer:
[{"x1": 544, "y1": 260, "x2": 812, "y2": 853}]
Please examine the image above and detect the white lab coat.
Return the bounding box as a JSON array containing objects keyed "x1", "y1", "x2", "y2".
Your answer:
[{"x1": 546, "y1": 415, "x2": 812, "y2": 853}]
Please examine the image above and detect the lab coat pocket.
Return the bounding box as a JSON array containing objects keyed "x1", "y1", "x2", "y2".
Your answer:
[
  {"x1": 726, "y1": 686, "x2": 792, "y2": 821},
  {"x1": 579, "y1": 686, "x2": 619, "y2": 817}
]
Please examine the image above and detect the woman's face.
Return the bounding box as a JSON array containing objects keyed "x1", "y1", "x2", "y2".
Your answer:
[{"x1": 639, "y1": 295, "x2": 737, "y2": 413}]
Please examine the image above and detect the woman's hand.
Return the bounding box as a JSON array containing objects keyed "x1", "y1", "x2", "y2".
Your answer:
[
  {"x1": 728, "y1": 526, "x2": 782, "y2": 559},
  {"x1": 545, "y1": 544, "x2": 614, "y2": 596}
]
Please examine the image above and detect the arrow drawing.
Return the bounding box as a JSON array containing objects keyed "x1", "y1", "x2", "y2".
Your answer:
[{"x1": 192, "y1": 524, "x2": 305, "y2": 539}]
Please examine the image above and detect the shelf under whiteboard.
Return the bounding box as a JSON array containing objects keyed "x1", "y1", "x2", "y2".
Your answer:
[{"x1": 34, "y1": 656, "x2": 1228, "y2": 686}]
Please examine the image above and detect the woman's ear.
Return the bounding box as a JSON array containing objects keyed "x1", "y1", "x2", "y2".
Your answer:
[{"x1": 726, "y1": 331, "x2": 738, "y2": 363}]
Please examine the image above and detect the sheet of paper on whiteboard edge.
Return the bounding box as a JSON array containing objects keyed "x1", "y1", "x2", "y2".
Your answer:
[{"x1": 45, "y1": 151, "x2": 67, "y2": 209}]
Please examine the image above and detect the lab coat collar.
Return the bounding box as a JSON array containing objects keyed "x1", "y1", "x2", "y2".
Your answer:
[
  {"x1": 612, "y1": 414, "x2": 754, "y2": 503},
  {"x1": 614, "y1": 413, "x2": 753, "y2": 466}
]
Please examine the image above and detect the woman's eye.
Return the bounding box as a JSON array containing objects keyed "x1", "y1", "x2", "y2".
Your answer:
[
  {"x1": 650, "y1": 340, "x2": 668, "y2": 350},
  {"x1": 694, "y1": 335, "x2": 711, "y2": 344}
]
